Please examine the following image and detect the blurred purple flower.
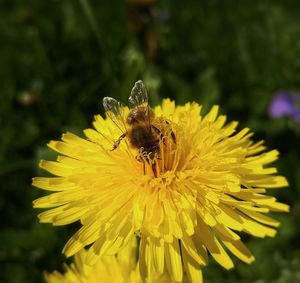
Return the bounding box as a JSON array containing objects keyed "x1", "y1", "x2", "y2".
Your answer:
[{"x1": 268, "y1": 92, "x2": 300, "y2": 122}]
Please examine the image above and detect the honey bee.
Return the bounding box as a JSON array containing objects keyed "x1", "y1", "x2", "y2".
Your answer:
[{"x1": 103, "y1": 80, "x2": 163, "y2": 160}]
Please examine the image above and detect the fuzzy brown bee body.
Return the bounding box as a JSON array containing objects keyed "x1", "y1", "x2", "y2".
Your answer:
[
  {"x1": 128, "y1": 123, "x2": 160, "y2": 153},
  {"x1": 103, "y1": 80, "x2": 173, "y2": 161},
  {"x1": 126, "y1": 106, "x2": 160, "y2": 154},
  {"x1": 126, "y1": 106, "x2": 154, "y2": 125}
]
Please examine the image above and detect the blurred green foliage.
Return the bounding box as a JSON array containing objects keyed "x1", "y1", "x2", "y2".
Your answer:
[{"x1": 1, "y1": 0, "x2": 300, "y2": 282}]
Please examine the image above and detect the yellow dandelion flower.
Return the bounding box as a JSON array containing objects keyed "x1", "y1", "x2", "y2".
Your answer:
[
  {"x1": 33, "y1": 81, "x2": 289, "y2": 283},
  {"x1": 45, "y1": 238, "x2": 171, "y2": 283}
]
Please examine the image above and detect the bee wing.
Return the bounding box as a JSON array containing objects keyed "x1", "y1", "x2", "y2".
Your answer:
[
  {"x1": 103, "y1": 97, "x2": 127, "y2": 133},
  {"x1": 128, "y1": 80, "x2": 152, "y2": 128},
  {"x1": 128, "y1": 80, "x2": 148, "y2": 107}
]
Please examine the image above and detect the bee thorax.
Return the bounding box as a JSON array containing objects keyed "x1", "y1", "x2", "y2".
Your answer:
[{"x1": 127, "y1": 107, "x2": 154, "y2": 125}]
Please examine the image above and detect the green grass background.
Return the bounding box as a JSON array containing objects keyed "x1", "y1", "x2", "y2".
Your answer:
[{"x1": 1, "y1": 0, "x2": 300, "y2": 282}]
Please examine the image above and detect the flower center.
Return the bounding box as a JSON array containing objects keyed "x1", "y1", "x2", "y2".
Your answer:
[{"x1": 137, "y1": 119, "x2": 178, "y2": 178}]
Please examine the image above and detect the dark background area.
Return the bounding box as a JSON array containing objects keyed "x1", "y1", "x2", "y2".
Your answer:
[{"x1": 0, "y1": 0, "x2": 300, "y2": 282}]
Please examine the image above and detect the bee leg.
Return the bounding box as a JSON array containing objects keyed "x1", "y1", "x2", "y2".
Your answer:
[
  {"x1": 151, "y1": 125, "x2": 165, "y2": 146},
  {"x1": 111, "y1": 132, "x2": 127, "y2": 151},
  {"x1": 170, "y1": 131, "x2": 176, "y2": 144},
  {"x1": 151, "y1": 124, "x2": 176, "y2": 144},
  {"x1": 152, "y1": 162, "x2": 158, "y2": 178},
  {"x1": 150, "y1": 125, "x2": 162, "y2": 137},
  {"x1": 165, "y1": 120, "x2": 176, "y2": 144}
]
